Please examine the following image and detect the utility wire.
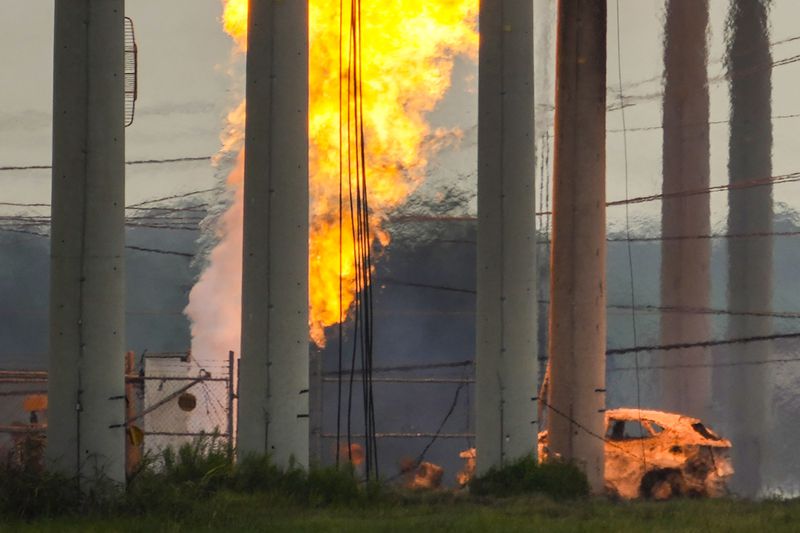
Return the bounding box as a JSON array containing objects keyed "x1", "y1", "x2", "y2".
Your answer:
[
  {"x1": 0, "y1": 155, "x2": 211, "y2": 172},
  {"x1": 606, "y1": 331, "x2": 800, "y2": 356},
  {"x1": 615, "y1": 0, "x2": 646, "y2": 470},
  {"x1": 607, "y1": 112, "x2": 800, "y2": 134},
  {"x1": 610, "y1": 355, "x2": 800, "y2": 372},
  {"x1": 0, "y1": 227, "x2": 193, "y2": 258}
]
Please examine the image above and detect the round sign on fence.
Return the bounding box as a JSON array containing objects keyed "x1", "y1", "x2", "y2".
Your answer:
[{"x1": 178, "y1": 392, "x2": 197, "y2": 412}]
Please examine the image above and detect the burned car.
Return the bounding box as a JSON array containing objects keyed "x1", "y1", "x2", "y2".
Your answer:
[
  {"x1": 538, "y1": 408, "x2": 734, "y2": 499},
  {"x1": 458, "y1": 409, "x2": 733, "y2": 499}
]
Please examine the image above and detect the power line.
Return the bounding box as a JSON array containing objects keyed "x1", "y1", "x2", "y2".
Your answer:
[
  {"x1": 9, "y1": 168, "x2": 799, "y2": 225},
  {"x1": 537, "y1": 396, "x2": 638, "y2": 458},
  {"x1": 615, "y1": 0, "x2": 648, "y2": 470},
  {"x1": 606, "y1": 171, "x2": 800, "y2": 209},
  {"x1": 610, "y1": 355, "x2": 800, "y2": 372},
  {"x1": 324, "y1": 360, "x2": 473, "y2": 376},
  {"x1": 607, "y1": 229, "x2": 800, "y2": 243},
  {"x1": 379, "y1": 277, "x2": 476, "y2": 294},
  {"x1": 380, "y1": 279, "x2": 800, "y2": 321},
  {"x1": 124, "y1": 245, "x2": 193, "y2": 258},
  {"x1": 607, "y1": 303, "x2": 800, "y2": 320},
  {"x1": 0, "y1": 227, "x2": 193, "y2": 258},
  {"x1": 0, "y1": 155, "x2": 212, "y2": 172},
  {"x1": 606, "y1": 330, "x2": 800, "y2": 356},
  {"x1": 127, "y1": 188, "x2": 219, "y2": 207},
  {"x1": 607, "y1": 112, "x2": 800, "y2": 134},
  {"x1": 390, "y1": 171, "x2": 800, "y2": 222}
]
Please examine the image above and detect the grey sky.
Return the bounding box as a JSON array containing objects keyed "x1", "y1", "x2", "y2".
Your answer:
[{"x1": 3, "y1": 0, "x2": 800, "y2": 230}]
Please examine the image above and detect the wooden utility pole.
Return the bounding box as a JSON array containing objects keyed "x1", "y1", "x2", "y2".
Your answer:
[{"x1": 547, "y1": 0, "x2": 607, "y2": 494}]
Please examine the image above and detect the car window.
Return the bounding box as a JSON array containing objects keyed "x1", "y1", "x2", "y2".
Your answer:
[
  {"x1": 606, "y1": 419, "x2": 651, "y2": 440},
  {"x1": 644, "y1": 421, "x2": 664, "y2": 435},
  {"x1": 692, "y1": 422, "x2": 721, "y2": 441}
]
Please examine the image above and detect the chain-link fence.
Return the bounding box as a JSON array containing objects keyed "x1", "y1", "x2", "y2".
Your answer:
[
  {"x1": 0, "y1": 352, "x2": 235, "y2": 469},
  {"x1": 135, "y1": 352, "x2": 234, "y2": 454},
  {"x1": 316, "y1": 360, "x2": 476, "y2": 487},
  {"x1": 0, "y1": 371, "x2": 47, "y2": 466}
]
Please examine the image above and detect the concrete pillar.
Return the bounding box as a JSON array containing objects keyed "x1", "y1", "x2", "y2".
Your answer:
[
  {"x1": 547, "y1": 0, "x2": 607, "y2": 493},
  {"x1": 660, "y1": 0, "x2": 711, "y2": 419},
  {"x1": 720, "y1": 0, "x2": 773, "y2": 497},
  {"x1": 238, "y1": 0, "x2": 309, "y2": 467},
  {"x1": 48, "y1": 0, "x2": 126, "y2": 484},
  {"x1": 475, "y1": 0, "x2": 537, "y2": 474}
]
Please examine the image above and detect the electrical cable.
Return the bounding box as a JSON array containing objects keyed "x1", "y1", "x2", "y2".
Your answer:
[
  {"x1": 606, "y1": 330, "x2": 800, "y2": 356},
  {"x1": 0, "y1": 155, "x2": 211, "y2": 172},
  {"x1": 615, "y1": 0, "x2": 647, "y2": 471},
  {"x1": 335, "y1": 0, "x2": 345, "y2": 469},
  {"x1": 338, "y1": 0, "x2": 378, "y2": 479}
]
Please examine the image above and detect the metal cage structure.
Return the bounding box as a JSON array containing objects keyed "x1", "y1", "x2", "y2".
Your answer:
[{"x1": 124, "y1": 16, "x2": 137, "y2": 127}]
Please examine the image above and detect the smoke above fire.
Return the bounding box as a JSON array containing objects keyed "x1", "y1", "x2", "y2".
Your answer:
[{"x1": 185, "y1": 0, "x2": 478, "y2": 361}]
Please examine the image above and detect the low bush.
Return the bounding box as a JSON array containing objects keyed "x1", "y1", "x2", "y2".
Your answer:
[
  {"x1": 469, "y1": 456, "x2": 590, "y2": 500},
  {"x1": 0, "y1": 437, "x2": 590, "y2": 521},
  {"x1": 0, "y1": 434, "x2": 97, "y2": 518}
]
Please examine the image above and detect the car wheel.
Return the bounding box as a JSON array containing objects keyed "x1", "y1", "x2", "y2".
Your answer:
[
  {"x1": 641, "y1": 469, "x2": 684, "y2": 500},
  {"x1": 650, "y1": 478, "x2": 673, "y2": 500}
]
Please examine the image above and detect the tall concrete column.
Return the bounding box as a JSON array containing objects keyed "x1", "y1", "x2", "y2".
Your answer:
[
  {"x1": 48, "y1": 0, "x2": 126, "y2": 484},
  {"x1": 238, "y1": 0, "x2": 309, "y2": 467},
  {"x1": 547, "y1": 0, "x2": 607, "y2": 493},
  {"x1": 660, "y1": 0, "x2": 711, "y2": 419},
  {"x1": 720, "y1": 0, "x2": 773, "y2": 497},
  {"x1": 475, "y1": 0, "x2": 537, "y2": 474}
]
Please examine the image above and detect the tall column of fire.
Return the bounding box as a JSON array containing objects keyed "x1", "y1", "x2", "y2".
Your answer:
[
  {"x1": 237, "y1": 0, "x2": 310, "y2": 466},
  {"x1": 48, "y1": 1, "x2": 127, "y2": 483},
  {"x1": 547, "y1": 0, "x2": 607, "y2": 493},
  {"x1": 659, "y1": 0, "x2": 712, "y2": 419},
  {"x1": 720, "y1": 0, "x2": 773, "y2": 497},
  {"x1": 475, "y1": 0, "x2": 537, "y2": 474}
]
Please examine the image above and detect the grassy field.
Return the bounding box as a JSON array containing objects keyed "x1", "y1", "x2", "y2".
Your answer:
[
  {"x1": 4, "y1": 493, "x2": 800, "y2": 532},
  {"x1": 2, "y1": 443, "x2": 797, "y2": 532}
]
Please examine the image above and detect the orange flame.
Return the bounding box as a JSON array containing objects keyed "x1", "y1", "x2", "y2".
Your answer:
[{"x1": 216, "y1": 0, "x2": 477, "y2": 347}]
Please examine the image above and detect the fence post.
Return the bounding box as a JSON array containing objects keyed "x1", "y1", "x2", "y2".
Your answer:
[
  {"x1": 309, "y1": 347, "x2": 323, "y2": 465},
  {"x1": 125, "y1": 350, "x2": 143, "y2": 478},
  {"x1": 227, "y1": 350, "x2": 235, "y2": 459}
]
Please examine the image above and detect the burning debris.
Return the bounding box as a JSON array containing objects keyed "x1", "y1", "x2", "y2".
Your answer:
[
  {"x1": 337, "y1": 442, "x2": 365, "y2": 467},
  {"x1": 456, "y1": 448, "x2": 476, "y2": 488},
  {"x1": 400, "y1": 458, "x2": 444, "y2": 490}
]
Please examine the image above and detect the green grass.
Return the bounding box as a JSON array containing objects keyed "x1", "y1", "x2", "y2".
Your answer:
[
  {"x1": 4, "y1": 493, "x2": 800, "y2": 532},
  {"x1": 1, "y1": 439, "x2": 798, "y2": 531},
  {"x1": 469, "y1": 456, "x2": 590, "y2": 499}
]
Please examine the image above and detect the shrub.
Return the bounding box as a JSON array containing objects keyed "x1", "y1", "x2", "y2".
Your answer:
[
  {"x1": 306, "y1": 464, "x2": 361, "y2": 505},
  {"x1": 469, "y1": 456, "x2": 590, "y2": 500},
  {"x1": 0, "y1": 437, "x2": 80, "y2": 519}
]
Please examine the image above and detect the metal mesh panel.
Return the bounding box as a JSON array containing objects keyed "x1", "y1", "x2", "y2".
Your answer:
[{"x1": 138, "y1": 370, "x2": 232, "y2": 453}]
